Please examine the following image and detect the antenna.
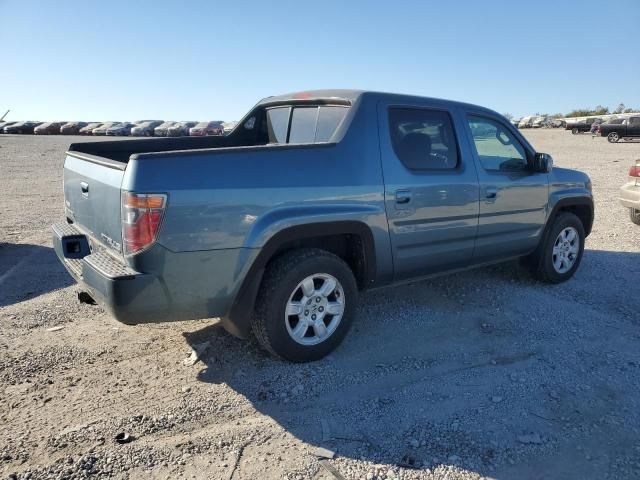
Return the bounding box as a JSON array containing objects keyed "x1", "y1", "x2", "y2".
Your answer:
[{"x1": 0, "y1": 110, "x2": 9, "y2": 122}]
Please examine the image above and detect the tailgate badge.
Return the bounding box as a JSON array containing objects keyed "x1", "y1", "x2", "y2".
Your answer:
[{"x1": 101, "y1": 233, "x2": 121, "y2": 252}]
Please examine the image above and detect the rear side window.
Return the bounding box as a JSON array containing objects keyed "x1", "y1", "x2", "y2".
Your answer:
[
  {"x1": 388, "y1": 108, "x2": 458, "y2": 170},
  {"x1": 266, "y1": 105, "x2": 348, "y2": 144}
]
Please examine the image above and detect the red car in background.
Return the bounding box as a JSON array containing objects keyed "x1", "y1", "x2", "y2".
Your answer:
[{"x1": 189, "y1": 121, "x2": 224, "y2": 136}]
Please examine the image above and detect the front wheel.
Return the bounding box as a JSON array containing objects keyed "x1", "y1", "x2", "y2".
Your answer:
[
  {"x1": 630, "y1": 208, "x2": 640, "y2": 226},
  {"x1": 607, "y1": 132, "x2": 620, "y2": 143},
  {"x1": 252, "y1": 248, "x2": 358, "y2": 362},
  {"x1": 527, "y1": 212, "x2": 585, "y2": 283},
  {"x1": 572, "y1": 128, "x2": 579, "y2": 135}
]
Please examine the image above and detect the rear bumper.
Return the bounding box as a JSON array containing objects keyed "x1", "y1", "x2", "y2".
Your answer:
[
  {"x1": 620, "y1": 181, "x2": 640, "y2": 209},
  {"x1": 52, "y1": 222, "x2": 256, "y2": 328},
  {"x1": 53, "y1": 222, "x2": 158, "y2": 324}
]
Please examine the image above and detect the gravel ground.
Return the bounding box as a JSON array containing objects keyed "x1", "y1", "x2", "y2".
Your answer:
[{"x1": 1, "y1": 130, "x2": 639, "y2": 480}]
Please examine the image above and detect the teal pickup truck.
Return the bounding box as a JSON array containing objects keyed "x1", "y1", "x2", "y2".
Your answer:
[{"x1": 53, "y1": 90, "x2": 593, "y2": 362}]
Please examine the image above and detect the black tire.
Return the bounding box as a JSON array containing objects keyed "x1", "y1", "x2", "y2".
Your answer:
[
  {"x1": 252, "y1": 248, "x2": 358, "y2": 362},
  {"x1": 571, "y1": 128, "x2": 579, "y2": 135},
  {"x1": 528, "y1": 212, "x2": 585, "y2": 284},
  {"x1": 630, "y1": 208, "x2": 640, "y2": 226},
  {"x1": 607, "y1": 132, "x2": 620, "y2": 143}
]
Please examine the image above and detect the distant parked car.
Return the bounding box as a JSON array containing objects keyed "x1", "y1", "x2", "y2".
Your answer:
[
  {"x1": 518, "y1": 116, "x2": 534, "y2": 128},
  {"x1": 131, "y1": 120, "x2": 164, "y2": 137},
  {"x1": 60, "y1": 122, "x2": 88, "y2": 135},
  {"x1": 79, "y1": 122, "x2": 104, "y2": 135},
  {"x1": 92, "y1": 122, "x2": 120, "y2": 136},
  {"x1": 0, "y1": 121, "x2": 17, "y2": 132},
  {"x1": 222, "y1": 121, "x2": 238, "y2": 133},
  {"x1": 153, "y1": 121, "x2": 177, "y2": 137},
  {"x1": 531, "y1": 116, "x2": 548, "y2": 128},
  {"x1": 620, "y1": 160, "x2": 640, "y2": 225},
  {"x1": 4, "y1": 121, "x2": 41, "y2": 134},
  {"x1": 106, "y1": 122, "x2": 136, "y2": 136},
  {"x1": 599, "y1": 116, "x2": 640, "y2": 143},
  {"x1": 168, "y1": 121, "x2": 197, "y2": 137},
  {"x1": 34, "y1": 122, "x2": 65, "y2": 135},
  {"x1": 189, "y1": 121, "x2": 224, "y2": 136}
]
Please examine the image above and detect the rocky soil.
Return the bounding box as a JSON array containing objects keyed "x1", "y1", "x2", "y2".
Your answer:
[{"x1": 1, "y1": 130, "x2": 639, "y2": 479}]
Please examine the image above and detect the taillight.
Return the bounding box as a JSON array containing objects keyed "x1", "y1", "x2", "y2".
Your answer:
[
  {"x1": 121, "y1": 192, "x2": 167, "y2": 255},
  {"x1": 629, "y1": 165, "x2": 640, "y2": 177}
]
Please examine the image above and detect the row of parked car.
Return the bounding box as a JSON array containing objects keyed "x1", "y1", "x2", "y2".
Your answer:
[
  {"x1": 515, "y1": 116, "x2": 565, "y2": 129},
  {"x1": 563, "y1": 115, "x2": 640, "y2": 143},
  {"x1": 0, "y1": 120, "x2": 232, "y2": 136}
]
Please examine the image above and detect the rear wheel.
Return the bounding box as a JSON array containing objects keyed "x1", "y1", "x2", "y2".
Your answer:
[
  {"x1": 630, "y1": 208, "x2": 640, "y2": 226},
  {"x1": 607, "y1": 132, "x2": 620, "y2": 143},
  {"x1": 252, "y1": 248, "x2": 358, "y2": 362},
  {"x1": 528, "y1": 212, "x2": 585, "y2": 283}
]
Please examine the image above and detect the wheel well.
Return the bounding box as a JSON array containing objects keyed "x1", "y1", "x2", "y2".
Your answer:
[
  {"x1": 224, "y1": 223, "x2": 376, "y2": 339},
  {"x1": 268, "y1": 233, "x2": 369, "y2": 289},
  {"x1": 556, "y1": 204, "x2": 593, "y2": 236}
]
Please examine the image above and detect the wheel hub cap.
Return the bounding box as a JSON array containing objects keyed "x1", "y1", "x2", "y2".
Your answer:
[
  {"x1": 285, "y1": 273, "x2": 345, "y2": 346},
  {"x1": 552, "y1": 227, "x2": 580, "y2": 274}
]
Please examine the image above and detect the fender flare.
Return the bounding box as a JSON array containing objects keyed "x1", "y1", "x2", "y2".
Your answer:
[
  {"x1": 546, "y1": 195, "x2": 594, "y2": 236},
  {"x1": 221, "y1": 220, "x2": 377, "y2": 339}
]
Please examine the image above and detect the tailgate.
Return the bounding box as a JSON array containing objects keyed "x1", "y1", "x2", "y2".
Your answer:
[{"x1": 63, "y1": 153, "x2": 125, "y2": 256}]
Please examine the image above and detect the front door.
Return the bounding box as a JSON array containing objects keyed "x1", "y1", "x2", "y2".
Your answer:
[
  {"x1": 378, "y1": 103, "x2": 480, "y2": 281},
  {"x1": 463, "y1": 113, "x2": 549, "y2": 263}
]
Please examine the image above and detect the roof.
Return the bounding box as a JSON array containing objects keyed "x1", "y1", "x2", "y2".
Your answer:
[{"x1": 258, "y1": 89, "x2": 499, "y2": 116}]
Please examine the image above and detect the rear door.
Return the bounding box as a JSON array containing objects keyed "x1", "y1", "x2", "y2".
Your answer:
[
  {"x1": 462, "y1": 112, "x2": 549, "y2": 263},
  {"x1": 378, "y1": 101, "x2": 480, "y2": 281},
  {"x1": 64, "y1": 153, "x2": 125, "y2": 255}
]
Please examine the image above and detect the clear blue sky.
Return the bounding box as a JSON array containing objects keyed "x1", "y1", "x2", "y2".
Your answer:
[{"x1": 2, "y1": 0, "x2": 639, "y2": 122}]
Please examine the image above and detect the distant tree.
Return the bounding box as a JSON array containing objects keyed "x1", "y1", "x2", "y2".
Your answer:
[
  {"x1": 551, "y1": 113, "x2": 564, "y2": 119},
  {"x1": 614, "y1": 103, "x2": 626, "y2": 114},
  {"x1": 594, "y1": 105, "x2": 609, "y2": 115},
  {"x1": 565, "y1": 106, "x2": 610, "y2": 117},
  {"x1": 502, "y1": 112, "x2": 513, "y2": 120},
  {"x1": 623, "y1": 107, "x2": 638, "y2": 113}
]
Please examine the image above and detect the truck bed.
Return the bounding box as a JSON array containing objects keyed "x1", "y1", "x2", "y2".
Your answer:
[{"x1": 69, "y1": 135, "x2": 232, "y2": 164}]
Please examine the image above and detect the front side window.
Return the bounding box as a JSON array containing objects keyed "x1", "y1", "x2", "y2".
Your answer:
[
  {"x1": 467, "y1": 116, "x2": 528, "y2": 171},
  {"x1": 388, "y1": 108, "x2": 458, "y2": 170}
]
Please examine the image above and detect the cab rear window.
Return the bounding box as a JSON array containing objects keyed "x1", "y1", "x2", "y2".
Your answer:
[{"x1": 266, "y1": 105, "x2": 348, "y2": 144}]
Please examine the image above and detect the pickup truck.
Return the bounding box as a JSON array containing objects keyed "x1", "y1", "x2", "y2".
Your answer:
[
  {"x1": 599, "y1": 116, "x2": 640, "y2": 143},
  {"x1": 53, "y1": 90, "x2": 594, "y2": 362},
  {"x1": 566, "y1": 117, "x2": 601, "y2": 134}
]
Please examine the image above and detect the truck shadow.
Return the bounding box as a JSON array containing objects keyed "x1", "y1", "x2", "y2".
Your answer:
[
  {"x1": 0, "y1": 242, "x2": 74, "y2": 307},
  {"x1": 183, "y1": 248, "x2": 639, "y2": 479}
]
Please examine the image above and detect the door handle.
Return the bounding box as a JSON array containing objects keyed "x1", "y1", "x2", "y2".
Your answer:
[
  {"x1": 485, "y1": 186, "x2": 497, "y2": 200},
  {"x1": 395, "y1": 190, "x2": 412, "y2": 204},
  {"x1": 80, "y1": 181, "x2": 89, "y2": 197}
]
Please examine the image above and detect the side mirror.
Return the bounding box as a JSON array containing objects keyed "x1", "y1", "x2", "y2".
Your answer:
[{"x1": 533, "y1": 152, "x2": 553, "y2": 173}]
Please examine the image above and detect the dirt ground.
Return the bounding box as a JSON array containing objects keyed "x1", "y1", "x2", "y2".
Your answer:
[{"x1": 1, "y1": 130, "x2": 639, "y2": 480}]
